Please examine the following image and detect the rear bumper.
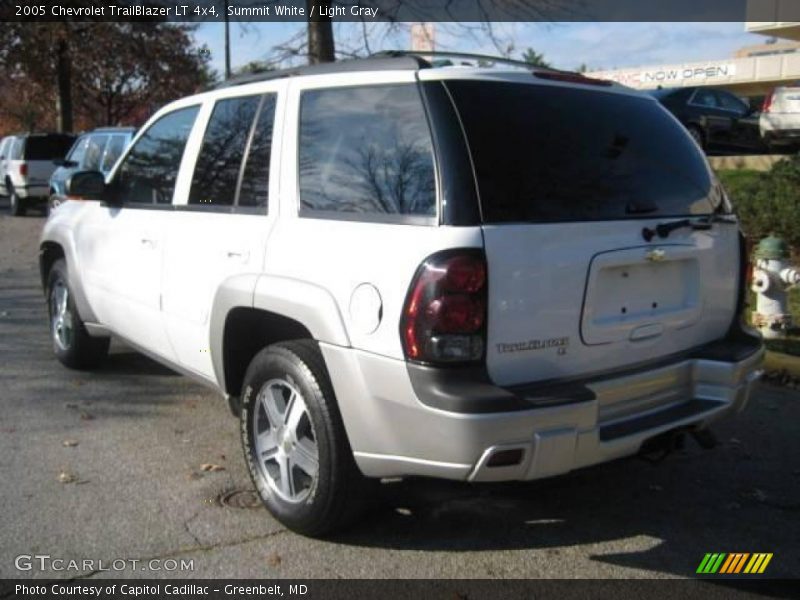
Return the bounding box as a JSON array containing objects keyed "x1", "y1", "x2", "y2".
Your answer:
[
  {"x1": 764, "y1": 129, "x2": 800, "y2": 143},
  {"x1": 14, "y1": 184, "x2": 48, "y2": 199},
  {"x1": 760, "y1": 114, "x2": 800, "y2": 139},
  {"x1": 321, "y1": 334, "x2": 764, "y2": 482}
]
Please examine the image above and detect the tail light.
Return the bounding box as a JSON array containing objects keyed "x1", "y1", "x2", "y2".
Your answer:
[
  {"x1": 401, "y1": 249, "x2": 487, "y2": 364},
  {"x1": 19, "y1": 163, "x2": 27, "y2": 177},
  {"x1": 762, "y1": 91, "x2": 774, "y2": 113}
]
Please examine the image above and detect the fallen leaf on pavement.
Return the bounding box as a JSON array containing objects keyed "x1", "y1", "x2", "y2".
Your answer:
[
  {"x1": 266, "y1": 552, "x2": 282, "y2": 567},
  {"x1": 200, "y1": 463, "x2": 225, "y2": 472},
  {"x1": 58, "y1": 471, "x2": 77, "y2": 484}
]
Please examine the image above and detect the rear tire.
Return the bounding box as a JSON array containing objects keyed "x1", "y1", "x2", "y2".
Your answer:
[
  {"x1": 9, "y1": 183, "x2": 25, "y2": 216},
  {"x1": 240, "y1": 340, "x2": 372, "y2": 537},
  {"x1": 47, "y1": 259, "x2": 109, "y2": 369}
]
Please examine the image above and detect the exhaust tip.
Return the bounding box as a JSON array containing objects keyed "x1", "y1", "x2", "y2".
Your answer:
[{"x1": 486, "y1": 448, "x2": 524, "y2": 468}]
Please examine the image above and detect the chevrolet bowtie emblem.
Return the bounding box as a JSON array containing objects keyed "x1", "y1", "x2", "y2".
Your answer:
[{"x1": 646, "y1": 249, "x2": 666, "y2": 262}]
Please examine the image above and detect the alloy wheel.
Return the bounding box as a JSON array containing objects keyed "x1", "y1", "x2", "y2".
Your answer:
[
  {"x1": 252, "y1": 378, "x2": 319, "y2": 503},
  {"x1": 50, "y1": 280, "x2": 73, "y2": 351}
]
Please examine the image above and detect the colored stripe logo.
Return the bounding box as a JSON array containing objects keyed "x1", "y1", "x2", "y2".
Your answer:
[{"x1": 697, "y1": 553, "x2": 773, "y2": 574}]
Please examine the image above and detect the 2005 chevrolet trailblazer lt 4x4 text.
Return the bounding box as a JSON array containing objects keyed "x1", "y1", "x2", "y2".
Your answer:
[{"x1": 39, "y1": 52, "x2": 764, "y2": 536}]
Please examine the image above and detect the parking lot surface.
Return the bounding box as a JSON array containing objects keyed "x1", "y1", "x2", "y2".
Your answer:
[{"x1": 0, "y1": 207, "x2": 798, "y2": 581}]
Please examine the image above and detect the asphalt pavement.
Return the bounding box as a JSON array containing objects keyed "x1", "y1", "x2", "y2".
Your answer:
[{"x1": 0, "y1": 205, "x2": 798, "y2": 583}]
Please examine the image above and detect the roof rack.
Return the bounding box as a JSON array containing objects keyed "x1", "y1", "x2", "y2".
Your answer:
[
  {"x1": 370, "y1": 50, "x2": 541, "y2": 71},
  {"x1": 91, "y1": 126, "x2": 136, "y2": 132},
  {"x1": 373, "y1": 51, "x2": 608, "y2": 83},
  {"x1": 212, "y1": 50, "x2": 586, "y2": 91},
  {"x1": 213, "y1": 55, "x2": 427, "y2": 89}
]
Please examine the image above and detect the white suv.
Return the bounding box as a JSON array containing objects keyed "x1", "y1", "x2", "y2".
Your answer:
[
  {"x1": 760, "y1": 85, "x2": 800, "y2": 150},
  {"x1": 40, "y1": 53, "x2": 764, "y2": 536},
  {"x1": 0, "y1": 132, "x2": 76, "y2": 215}
]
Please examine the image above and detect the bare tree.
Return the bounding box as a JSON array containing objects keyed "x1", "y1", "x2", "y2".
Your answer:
[{"x1": 229, "y1": 0, "x2": 571, "y2": 67}]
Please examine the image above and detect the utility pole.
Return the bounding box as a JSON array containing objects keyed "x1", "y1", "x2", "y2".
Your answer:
[{"x1": 224, "y1": 0, "x2": 231, "y2": 79}]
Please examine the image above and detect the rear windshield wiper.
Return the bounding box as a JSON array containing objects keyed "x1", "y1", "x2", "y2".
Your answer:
[{"x1": 642, "y1": 215, "x2": 735, "y2": 242}]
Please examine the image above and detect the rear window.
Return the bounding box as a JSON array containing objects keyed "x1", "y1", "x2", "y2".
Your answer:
[
  {"x1": 445, "y1": 81, "x2": 717, "y2": 223},
  {"x1": 23, "y1": 135, "x2": 76, "y2": 160}
]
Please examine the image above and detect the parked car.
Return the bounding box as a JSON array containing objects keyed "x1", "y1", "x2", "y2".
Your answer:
[
  {"x1": 648, "y1": 86, "x2": 765, "y2": 154},
  {"x1": 40, "y1": 54, "x2": 764, "y2": 536},
  {"x1": 49, "y1": 127, "x2": 135, "y2": 211},
  {"x1": 760, "y1": 85, "x2": 800, "y2": 150},
  {"x1": 0, "y1": 132, "x2": 75, "y2": 215}
]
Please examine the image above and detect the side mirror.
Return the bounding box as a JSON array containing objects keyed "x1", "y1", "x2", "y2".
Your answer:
[{"x1": 66, "y1": 171, "x2": 106, "y2": 199}]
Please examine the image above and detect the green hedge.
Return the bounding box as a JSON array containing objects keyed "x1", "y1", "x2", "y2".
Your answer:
[{"x1": 717, "y1": 156, "x2": 800, "y2": 253}]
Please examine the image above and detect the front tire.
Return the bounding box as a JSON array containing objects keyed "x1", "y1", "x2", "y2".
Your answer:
[
  {"x1": 47, "y1": 259, "x2": 109, "y2": 369},
  {"x1": 48, "y1": 193, "x2": 63, "y2": 213},
  {"x1": 241, "y1": 340, "x2": 371, "y2": 537},
  {"x1": 9, "y1": 183, "x2": 25, "y2": 216}
]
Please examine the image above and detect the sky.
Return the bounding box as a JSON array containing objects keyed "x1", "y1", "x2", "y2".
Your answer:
[{"x1": 193, "y1": 21, "x2": 767, "y2": 76}]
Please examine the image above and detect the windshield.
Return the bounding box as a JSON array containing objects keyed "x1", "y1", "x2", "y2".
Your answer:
[{"x1": 445, "y1": 80, "x2": 717, "y2": 223}]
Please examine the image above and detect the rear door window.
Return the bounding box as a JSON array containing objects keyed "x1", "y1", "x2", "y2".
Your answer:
[
  {"x1": 189, "y1": 95, "x2": 261, "y2": 207},
  {"x1": 298, "y1": 84, "x2": 436, "y2": 219},
  {"x1": 10, "y1": 138, "x2": 23, "y2": 160},
  {"x1": 444, "y1": 80, "x2": 717, "y2": 223},
  {"x1": 238, "y1": 95, "x2": 277, "y2": 209},
  {"x1": 715, "y1": 91, "x2": 749, "y2": 115}
]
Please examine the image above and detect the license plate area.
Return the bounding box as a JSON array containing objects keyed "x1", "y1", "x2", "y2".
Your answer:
[{"x1": 581, "y1": 245, "x2": 701, "y2": 345}]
